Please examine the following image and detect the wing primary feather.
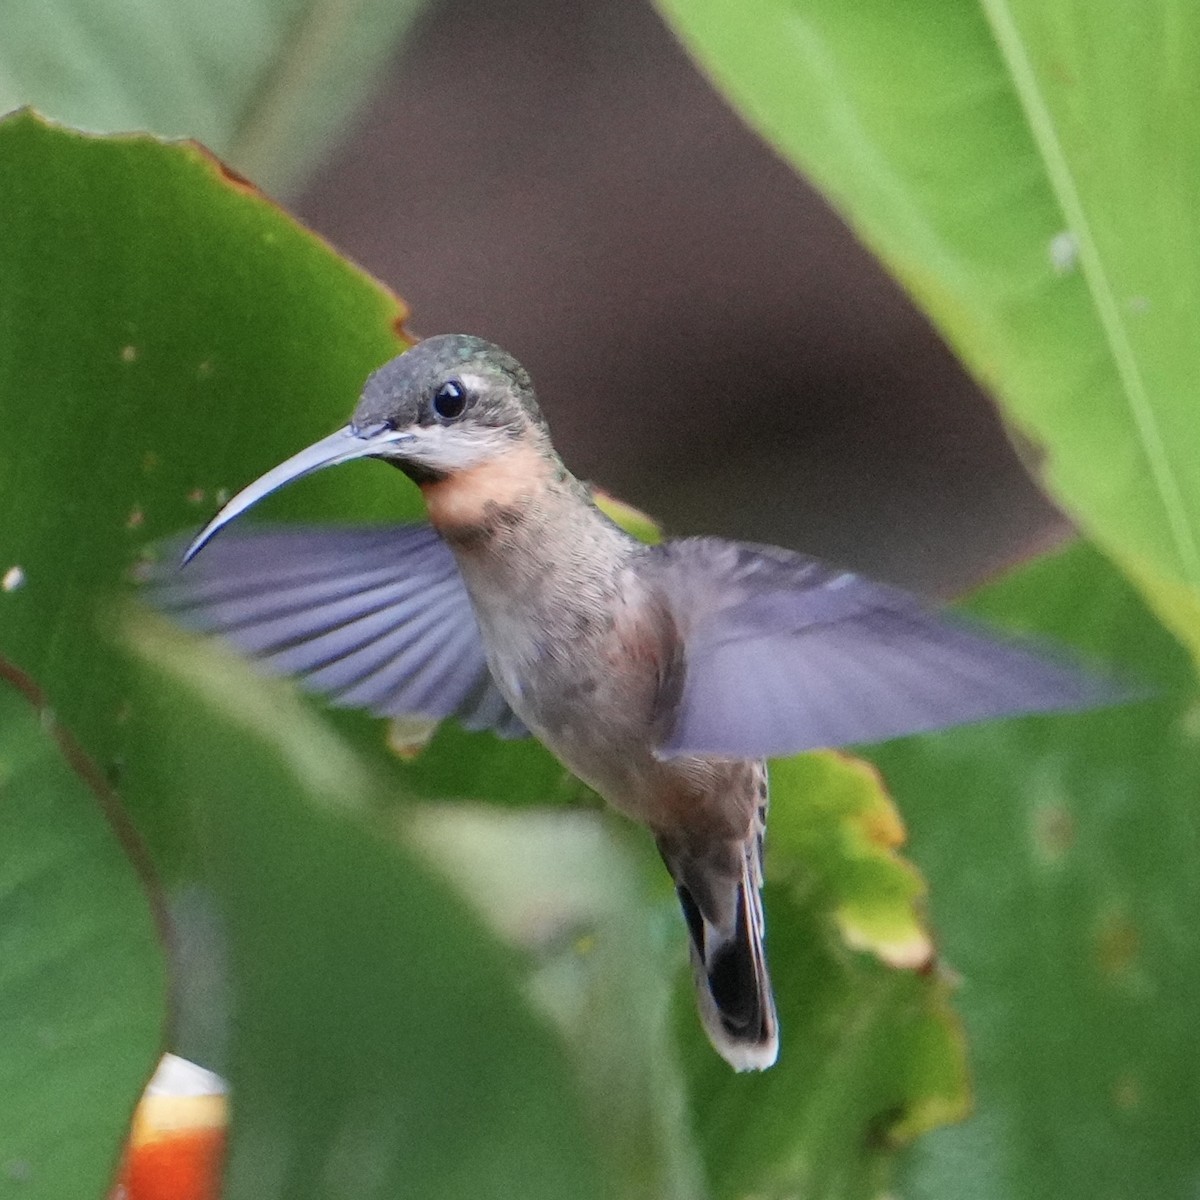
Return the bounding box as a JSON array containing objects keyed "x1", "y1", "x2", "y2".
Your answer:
[
  {"x1": 200, "y1": 571, "x2": 453, "y2": 652},
  {"x1": 383, "y1": 620, "x2": 484, "y2": 713},
  {"x1": 328, "y1": 606, "x2": 473, "y2": 708},
  {"x1": 651, "y1": 537, "x2": 1137, "y2": 759},
  {"x1": 161, "y1": 563, "x2": 429, "y2": 632},
  {"x1": 294, "y1": 582, "x2": 463, "y2": 692},
  {"x1": 145, "y1": 523, "x2": 528, "y2": 738},
  {"x1": 152, "y1": 526, "x2": 450, "y2": 608}
]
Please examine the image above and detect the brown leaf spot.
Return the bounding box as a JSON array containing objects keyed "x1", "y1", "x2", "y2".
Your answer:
[
  {"x1": 1095, "y1": 911, "x2": 1139, "y2": 978},
  {"x1": 126, "y1": 558, "x2": 154, "y2": 585},
  {"x1": 1032, "y1": 803, "x2": 1075, "y2": 864},
  {"x1": 393, "y1": 313, "x2": 417, "y2": 344},
  {"x1": 1111, "y1": 1073, "x2": 1143, "y2": 1111}
]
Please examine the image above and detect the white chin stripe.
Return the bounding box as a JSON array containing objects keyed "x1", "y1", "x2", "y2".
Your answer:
[{"x1": 406, "y1": 423, "x2": 513, "y2": 472}]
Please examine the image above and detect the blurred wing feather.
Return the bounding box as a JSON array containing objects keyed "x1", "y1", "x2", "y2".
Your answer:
[
  {"x1": 150, "y1": 524, "x2": 527, "y2": 737},
  {"x1": 651, "y1": 538, "x2": 1128, "y2": 758}
]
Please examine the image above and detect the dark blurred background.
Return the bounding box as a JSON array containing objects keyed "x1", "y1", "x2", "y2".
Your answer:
[{"x1": 296, "y1": 0, "x2": 1067, "y2": 595}]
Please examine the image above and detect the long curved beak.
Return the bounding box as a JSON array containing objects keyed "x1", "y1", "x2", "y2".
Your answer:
[{"x1": 183, "y1": 424, "x2": 414, "y2": 564}]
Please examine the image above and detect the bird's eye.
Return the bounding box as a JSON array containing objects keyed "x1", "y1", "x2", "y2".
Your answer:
[{"x1": 432, "y1": 379, "x2": 469, "y2": 421}]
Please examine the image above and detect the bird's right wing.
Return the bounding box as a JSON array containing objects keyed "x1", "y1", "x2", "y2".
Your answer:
[{"x1": 148, "y1": 523, "x2": 528, "y2": 738}]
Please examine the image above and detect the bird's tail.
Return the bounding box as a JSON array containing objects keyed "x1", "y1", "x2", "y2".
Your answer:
[{"x1": 659, "y1": 830, "x2": 778, "y2": 1071}]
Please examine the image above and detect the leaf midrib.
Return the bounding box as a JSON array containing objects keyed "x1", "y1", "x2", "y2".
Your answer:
[{"x1": 981, "y1": 0, "x2": 1200, "y2": 590}]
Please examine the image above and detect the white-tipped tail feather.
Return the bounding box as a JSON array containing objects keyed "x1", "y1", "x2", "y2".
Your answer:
[{"x1": 660, "y1": 804, "x2": 778, "y2": 1072}]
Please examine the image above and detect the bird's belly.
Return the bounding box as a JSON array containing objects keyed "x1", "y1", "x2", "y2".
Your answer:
[
  {"x1": 544, "y1": 714, "x2": 757, "y2": 843},
  {"x1": 502, "y1": 644, "x2": 656, "y2": 790},
  {"x1": 480, "y1": 626, "x2": 751, "y2": 840},
  {"x1": 537, "y1": 699, "x2": 656, "y2": 812}
]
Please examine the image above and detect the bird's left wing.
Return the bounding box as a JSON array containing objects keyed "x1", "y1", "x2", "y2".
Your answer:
[
  {"x1": 149, "y1": 523, "x2": 528, "y2": 738},
  {"x1": 650, "y1": 537, "x2": 1128, "y2": 759}
]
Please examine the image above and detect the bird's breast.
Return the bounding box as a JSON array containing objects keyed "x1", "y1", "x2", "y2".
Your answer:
[{"x1": 488, "y1": 576, "x2": 676, "y2": 797}]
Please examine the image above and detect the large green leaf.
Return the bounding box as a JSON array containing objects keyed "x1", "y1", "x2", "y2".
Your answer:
[
  {"x1": 879, "y1": 544, "x2": 1200, "y2": 1199},
  {"x1": 654, "y1": 0, "x2": 1200, "y2": 666},
  {"x1": 0, "y1": 0, "x2": 425, "y2": 195},
  {"x1": 0, "y1": 665, "x2": 166, "y2": 1200},
  {"x1": 0, "y1": 108, "x2": 413, "y2": 856},
  {"x1": 126, "y1": 619, "x2": 607, "y2": 1200},
  {"x1": 0, "y1": 111, "x2": 594, "y2": 1193},
  {"x1": 0, "y1": 111, "x2": 596, "y2": 1194}
]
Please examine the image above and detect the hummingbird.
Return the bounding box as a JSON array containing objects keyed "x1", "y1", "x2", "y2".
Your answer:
[{"x1": 165, "y1": 334, "x2": 1122, "y2": 1071}]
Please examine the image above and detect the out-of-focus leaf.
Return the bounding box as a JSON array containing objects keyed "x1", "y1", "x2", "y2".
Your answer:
[
  {"x1": 0, "y1": 667, "x2": 166, "y2": 1200},
  {"x1": 126, "y1": 617, "x2": 608, "y2": 1200},
  {"x1": 411, "y1": 760, "x2": 967, "y2": 1200},
  {"x1": 0, "y1": 0, "x2": 426, "y2": 194},
  {"x1": 411, "y1": 806, "x2": 704, "y2": 1200},
  {"x1": 769, "y1": 752, "x2": 933, "y2": 970},
  {"x1": 880, "y1": 544, "x2": 1200, "y2": 1199},
  {"x1": 592, "y1": 488, "x2": 664, "y2": 545},
  {"x1": 655, "y1": 0, "x2": 1200, "y2": 666},
  {"x1": 680, "y1": 751, "x2": 969, "y2": 1200}
]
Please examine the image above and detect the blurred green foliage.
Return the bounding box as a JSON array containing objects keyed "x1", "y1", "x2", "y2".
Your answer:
[
  {"x1": 0, "y1": 114, "x2": 964, "y2": 1199},
  {"x1": 0, "y1": 0, "x2": 426, "y2": 195},
  {"x1": 0, "y1": 674, "x2": 165, "y2": 1200},
  {"x1": 885, "y1": 544, "x2": 1200, "y2": 1200}
]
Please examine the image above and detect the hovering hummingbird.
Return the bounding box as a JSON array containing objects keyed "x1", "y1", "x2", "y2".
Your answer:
[{"x1": 166, "y1": 334, "x2": 1121, "y2": 1071}]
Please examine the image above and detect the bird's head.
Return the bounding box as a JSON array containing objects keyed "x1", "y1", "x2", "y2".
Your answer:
[
  {"x1": 353, "y1": 334, "x2": 549, "y2": 481},
  {"x1": 183, "y1": 335, "x2": 554, "y2": 562}
]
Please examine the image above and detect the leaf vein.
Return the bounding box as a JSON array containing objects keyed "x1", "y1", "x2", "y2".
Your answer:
[{"x1": 981, "y1": 0, "x2": 1200, "y2": 589}]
